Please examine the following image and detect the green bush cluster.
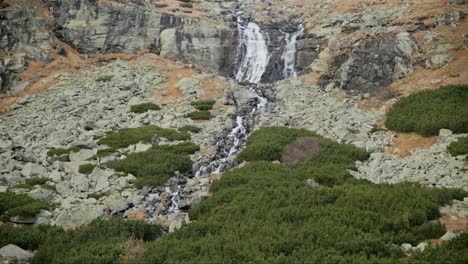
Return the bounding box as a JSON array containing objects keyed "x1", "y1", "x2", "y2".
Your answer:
[
  {"x1": 107, "y1": 142, "x2": 199, "y2": 187},
  {"x1": 237, "y1": 126, "x2": 369, "y2": 164},
  {"x1": 13, "y1": 177, "x2": 50, "y2": 190},
  {"x1": 191, "y1": 100, "x2": 216, "y2": 111},
  {"x1": 0, "y1": 193, "x2": 50, "y2": 221},
  {"x1": 448, "y1": 136, "x2": 468, "y2": 159},
  {"x1": 79, "y1": 164, "x2": 96, "y2": 175},
  {"x1": 409, "y1": 233, "x2": 468, "y2": 263},
  {"x1": 385, "y1": 85, "x2": 468, "y2": 136},
  {"x1": 0, "y1": 225, "x2": 62, "y2": 250},
  {"x1": 186, "y1": 110, "x2": 211, "y2": 120},
  {"x1": 33, "y1": 219, "x2": 161, "y2": 264},
  {"x1": 47, "y1": 147, "x2": 80, "y2": 157},
  {"x1": 1, "y1": 218, "x2": 162, "y2": 264},
  {"x1": 178, "y1": 125, "x2": 202, "y2": 133},
  {"x1": 130, "y1": 103, "x2": 161, "y2": 113},
  {"x1": 138, "y1": 127, "x2": 466, "y2": 263},
  {"x1": 97, "y1": 148, "x2": 117, "y2": 158},
  {"x1": 98, "y1": 125, "x2": 190, "y2": 149},
  {"x1": 95, "y1": 75, "x2": 114, "y2": 82}
]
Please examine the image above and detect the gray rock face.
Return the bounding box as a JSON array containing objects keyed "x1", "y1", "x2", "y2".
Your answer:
[
  {"x1": 322, "y1": 33, "x2": 418, "y2": 93},
  {"x1": 50, "y1": 0, "x2": 197, "y2": 54},
  {"x1": 160, "y1": 23, "x2": 237, "y2": 72},
  {"x1": 0, "y1": 6, "x2": 53, "y2": 62},
  {"x1": 295, "y1": 33, "x2": 323, "y2": 71}
]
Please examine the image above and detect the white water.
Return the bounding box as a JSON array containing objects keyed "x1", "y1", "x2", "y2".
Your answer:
[
  {"x1": 282, "y1": 24, "x2": 304, "y2": 78},
  {"x1": 164, "y1": 20, "x2": 305, "y2": 215},
  {"x1": 235, "y1": 19, "x2": 270, "y2": 84}
]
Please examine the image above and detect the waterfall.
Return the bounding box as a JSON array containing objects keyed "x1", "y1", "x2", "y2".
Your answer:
[
  {"x1": 235, "y1": 19, "x2": 270, "y2": 84},
  {"x1": 282, "y1": 24, "x2": 304, "y2": 78},
  {"x1": 161, "y1": 19, "x2": 305, "y2": 216}
]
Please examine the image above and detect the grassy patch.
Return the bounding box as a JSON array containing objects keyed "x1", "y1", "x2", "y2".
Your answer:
[
  {"x1": 410, "y1": 233, "x2": 468, "y2": 263},
  {"x1": 448, "y1": 137, "x2": 468, "y2": 158},
  {"x1": 191, "y1": 99, "x2": 216, "y2": 111},
  {"x1": 139, "y1": 127, "x2": 466, "y2": 263},
  {"x1": 47, "y1": 147, "x2": 80, "y2": 157},
  {"x1": 186, "y1": 110, "x2": 211, "y2": 120},
  {"x1": 97, "y1": 148, "x2": 117, "y2": 158},
  {"x1": 88, "y1": 192, "x2": 105, "y2": 200},
  {"x1": 13, "y1": 177, "x2": 50, "y2": 189},
  {"x1": 98, "y1": 125, "x2": 190, "y2": 149},
  {"x1": 107, "y1": 142, "x2": 199, "y2": 188},
  {"x1": 385, "y1": 85, "x2": 468, "y2": 136},
  {"x1": 0, "y1": 193, "x2": 50, "y2": 221},
  {"x1": 95, "y1": 75, "x2": 114, "y2": 82},
  {"x1": 79, "y1": 164, "x2": 96, "y2": 175},
  {"x1": 130, "y1": 103, "x2": 161, "y2": 113},
  {"x1": 178, "y1": 125, "x2": 202, "y2": 133}
]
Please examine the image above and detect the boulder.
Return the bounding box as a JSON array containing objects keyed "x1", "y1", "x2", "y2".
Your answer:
[
  {"x1": 0, "y1": 244, "x2": 32, "y2": 263},
  {"x1": 69, "y1": 149, "x2": 96, "y2": 162}
]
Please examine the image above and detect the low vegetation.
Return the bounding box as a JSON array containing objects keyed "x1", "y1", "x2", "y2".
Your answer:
[
  {"x1": 13, "y1": 177, "x2": 50, "y2": 189},
  {"x1": 95, "y1": 75, "x2": 114, "y2": 82},
  {"x1": 178, "y1": 125, "x2": 201, "y2": 133},
  {"x1": 130, "y1": 103, "x2": 161, "y2": 113},
  {"x1": 97, "y1": 148, "x2": 117, "y2": 158},
  {"x1": 0, "y1": 193, "x2": 50, "y2": 221},
  {"x1": 79, "y1": 164, "x2": 96, "y2": 175},
  {"x1": 385, "y1": 85, "x2": 468, "y2": 136},
  {"x1": 137, "y1": 127, "x2": 466, "y2": 263},
  {"x1": 186, "y1": 110, "x2": 211, "y2": 120},
  {"x1": 107, "y1": 142, "x2": 199, "y2": 187},
  {"x1": 98, "y1": 125, "x2": 190, "y2": 149},
  {"x1": 448, "y1": 136, "x2": 468, "y2": 159},
  {"x1": 47, "y1": 147, "x2": 80, "y2": 157},
  {"x1": 191, "y1": 99, "x2": 216, "y2": 111},
  {"x1": 0, "y1": 219, "x2": 162, "y2": 264}
]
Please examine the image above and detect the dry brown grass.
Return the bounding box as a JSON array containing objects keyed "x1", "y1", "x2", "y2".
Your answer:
[
  {"x1": 281, "y1": 136, "x2": 323, "y2": 165},
  {"x1": 385, "y1": 133, "x2": 438, "y2": 157}
]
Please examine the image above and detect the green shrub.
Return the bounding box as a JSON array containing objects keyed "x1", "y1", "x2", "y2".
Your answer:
[
  {"x1": 385, "y1": 85, "x2": 468, "y2": 136},
  {"x1": 191, "y1": 99, "x2": 216, "y2": 111},
  {"x1": 130, "y1": 103, "x2": 161, "y2": 113},
  {"x1": 32, "y1": 219, "x2": 162, "y2": 264},
  {"x1": 178, "y1": 125, "x2": 201, "y2": 133},
  {"x1": 409, "y1": 233, "x2": 468, "y2": 263},
  {"x1": 98, "y1": 125, "x2": 190, "y2": 149},
  {"x1": 448, "y1": 137, "x2": 468, "y2": 158},
  {"x1": 107, "y1": 142, "x2": 199, "y2": 187},
  {"x1": 186, "y1": 110, "x2": 211, "y2": 120},
  {"x1": 47, "y1": 147, "x2": 80, "y2": 157},
  {"x1": 25, "y1": 177, "x2": 49, "y2": 186},
  {"x1": 79, "y1": 164, "x2": 96, "y2": 175},
  {"x1": 88, "y1": 192, "x2": 105, "y2": 200},
  {"x1": 0, "y1": 225, "x2": 62, "y2": 250},
  {"x1": 12, "y1": 183, "x2": 31, "y2": 189},
  {"x1": 97, "y1": 148, "x2": 117, "y2": 158},
  {"x1": 95, "y1": 75, "x2": 114, "y2": 82},
  {"x1": 139, "y1": 127, "x2": 466, "y2": 263},
  {"x1": 0, "y1": 193, "x2": 50, "y2": 221}
]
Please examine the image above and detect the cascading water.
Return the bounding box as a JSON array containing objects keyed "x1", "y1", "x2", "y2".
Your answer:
[
  {"x1": 282, "y1": 24, "x2": 304, "y2": 78},
  {"x1": 235, "y1": 18, "x2": 270, "y2": 84},
  {"x1": 157, "y1": 18, "x2": 304, "y2": 218}
]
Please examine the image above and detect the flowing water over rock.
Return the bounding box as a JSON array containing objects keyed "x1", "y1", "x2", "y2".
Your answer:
[
  {"x1": 159, "y1": 18, "x2": 303, "y2": 217},
  {"x1": 282, "y1": 24, "x2": 304, "y2": 78}
]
